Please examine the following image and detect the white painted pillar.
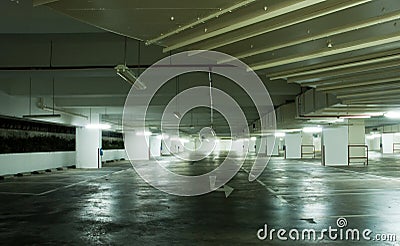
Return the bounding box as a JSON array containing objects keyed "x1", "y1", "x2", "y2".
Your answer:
[
  {"x1": 382, "y1": 133, "x2": 394, "y2": 154},
  {"x1": 322, "y1": 126, "x2": 348, "y2": 165},
  {"x1": 366, "y1": 137, "x2": 380, "y2": 151},
  {"x1": 161, "y1": 138, "x2": 171, "y2": 156},
  {"x1": 124, "y1": 130, "x2": 150, "y2": 161},
  {"x1": 149, "y1": 136, "x2": 161, "y2": 158},
  {"x1": 285, "y1": 133, "x2": 302, "y2": 159},
  {"x1": 266, "y1": 135, "x2": 279, "y2": 156},
  {"x1": 76, "y1": 114, "x2": 102, "y2": 169},
  {"x1": 348, "y1": 120, "x2": 366, "y2": 158}
]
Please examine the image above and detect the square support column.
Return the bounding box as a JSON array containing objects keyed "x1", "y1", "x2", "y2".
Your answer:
[
  {"x1": 149, "y1": 136, "x2": 161, "y2": 158},
  {"x1": 124, "y1": 130, "x2": 150, "y2": 161},
  {"x1": 76, "y1": 114, "x2": 102, "y2": 169},
  {"x1": 322, "y1": 126, "x2": 348, "y2": 165},
  {"x1": 285, "y1": 133, "x2": 301, "y2": 159},
  {"x1": 266, "y1": 135, "x2": 279, "y2": 156},
  {"x1": 382, "y1": 133, "x2": 394, "y2": 154}
]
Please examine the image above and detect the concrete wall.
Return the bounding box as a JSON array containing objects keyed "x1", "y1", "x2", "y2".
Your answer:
[
  {"x1": 0, "y1": 151, "x2": 75, "y2": 176},
  {"x1": 102, "y1": 149, "x2": 127, "y2": 162}
]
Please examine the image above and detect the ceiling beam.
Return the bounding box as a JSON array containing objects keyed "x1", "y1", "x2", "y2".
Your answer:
[
  {"x1": 316, "y1": 77, "x2": 400, "y2": 92},
  {"x1": 222, "y1": 3, "x2": 395, "y2": 63},
  {"x1": 145, "y1": 0, "x2": 257, "y2": 46},
  {"x1": 284, "y1": 54, "x2": 400, "y2": 83},
  {"x1": 287, "y1": 61, "x2": 400, "y2": 84},
  {"x1": 163, "y1": 0, "x2": 327, "y2": 53},
  {"x1": 269, "y1": 48, "x2": 400, "y2": 79},
  {"x1": 251, "y1": 32, "x2": 400, "y2": 71},
  {"x1": 337, "y1": 88, "x2": 400, "y2": 100}
]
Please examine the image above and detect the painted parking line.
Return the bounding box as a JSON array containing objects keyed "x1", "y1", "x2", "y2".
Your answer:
[
  {"x1": 0, "y1": 168, "x2": 131, "y2": 196},
  {"x1": 240, "y1": 167, "x2": 290, "y2": 205}
]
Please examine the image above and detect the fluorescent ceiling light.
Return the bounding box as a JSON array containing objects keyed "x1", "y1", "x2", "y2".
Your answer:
[
  {"x1": 115, "y1": 65, "x2": 147, "y2": 90},
  {"x1": 340, "y1": 115, "x2": 371, "y2": 119},
  {"x1": 86, "y1": 123, "x2": 111, "y2": 130},
  {"x1": 385, "y1": 111, "x2": 400, "y2": 119},
  {"x1": 275, "y1": 132, "x2": 286, "y2": 137},
  {"x1": 136, "y1": 131, "x2": 152, "y2": 136},
  {"x1": 302, "y1": 127, "x2": 322, "y2": 133},
  {"x1": 250, "y1": 137, "x2": 257, "y2": 141},
  {"x1": 180, "y1": 138, "x2": 190, "y2": 144},
  {"x1": 173, "y1": 112, "x2": 182, "y2": 119},
  {"x1": 366, "y1": 134, "x2": 381, "y2": 139}
]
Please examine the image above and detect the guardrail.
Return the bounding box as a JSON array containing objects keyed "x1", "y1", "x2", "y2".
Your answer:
[
  {"x1": 348, "y1": 145, "x2": 368, "y2": 166},
  {"x1": 393, "y1": 143, "x2": 400, "y2": 153},
  {"x1": 301, "y1": 145, "x2": 316, "y2": 159}
]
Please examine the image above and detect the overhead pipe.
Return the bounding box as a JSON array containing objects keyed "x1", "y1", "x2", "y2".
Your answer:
[{"x1": 38, "y1": 98, "x2": 88, "y2": 119}]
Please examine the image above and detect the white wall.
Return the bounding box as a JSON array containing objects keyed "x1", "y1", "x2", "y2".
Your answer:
[
  {"x1": 102, "y1": 149, "x2": 127, "y2": 162},
  {"x1": 285, "y1": 133, "x2": 301, "y2": 159},
  {"x1": 0, "y1": 151, "x2": 75, "y2": 176},
  {"x1": 323, "y1": 127, "x2": 348, "y2": 165}
]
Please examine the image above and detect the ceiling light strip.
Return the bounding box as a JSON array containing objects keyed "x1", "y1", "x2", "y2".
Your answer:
[
  {"x1": 163, "y1": 0, "x2": 327, "y2": 52},
  {"x1": 145, "y1": 0, "x2": 256, "y2": 46},
  {"x1": 223, "y1": 10, "x2": 400, "y2": 63},
  {"x1": 251, "y1": 33, "x2": 400, "y2": 71}
]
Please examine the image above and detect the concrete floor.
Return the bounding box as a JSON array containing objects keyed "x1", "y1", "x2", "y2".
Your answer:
[{"x1": 0, "y1": 153, "x2": 400, "y2": 245}]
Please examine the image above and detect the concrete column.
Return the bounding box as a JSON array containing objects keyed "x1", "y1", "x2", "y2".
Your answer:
[
  {"x1": 285, "y1": 133, "x2": 301, "y2": 159},
  {"x1": 124, "y1": 130, "x2": 150, "y2": 161},
  {"x1": 382, "y1": 133, "x2": 394, "y2": 154},
  {"x1": 149, "y1": 136, "x2": 161, "y2": 158},
  {"x1": 348, "y1": 120, "x2": 366, "y2": 158},
  {"x1": 366, "y1": 136, "x2": 380, "y2": 151},
  {"x1": 161, "y1": 138, "x2": 171, "y2": 156},
  {"x1": 322, "y1": 126, "x2": 348, "y2": 165},
  {"x1": 266, "y1": 135, "x2": 279, "y2": 156},
  {"x1": 76, "y1": 114, "x2": 102, "y2": 169}
]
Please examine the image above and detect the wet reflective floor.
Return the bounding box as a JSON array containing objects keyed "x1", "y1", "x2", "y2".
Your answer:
[{"x1": 0, "y1": 153, "x2": 400, "y2": 245}]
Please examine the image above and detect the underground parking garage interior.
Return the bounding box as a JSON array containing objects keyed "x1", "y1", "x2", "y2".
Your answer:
[{"x1": 2, "y1": 0, "x2": 400, "y2": 245}]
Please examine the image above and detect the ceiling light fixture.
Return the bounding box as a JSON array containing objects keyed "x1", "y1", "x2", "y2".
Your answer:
[
  {"x1": 340, "y1": 115, "x2": 371, "y2": 119},
  {"x1": 136, "y1": 131, "x2": 152, "y2": 136},
  {"x1": 275, "y1": 132, "x2": 286, "y2": 137},
  {"x1": 115, "y1": 65, "x2": 147, "y2": 90},
  {"x1": 385, "y1": 111, "x2": 400, "y2": 119},
  {"x1": 173, "y1": 111, "x2": 182, "y2": 119},
  {"x1": 302, "y1": 127, "x2": 322, "y2": 133},
  {"x1": 86, "y1": 124, "x2": 111, "y2": 130}
]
